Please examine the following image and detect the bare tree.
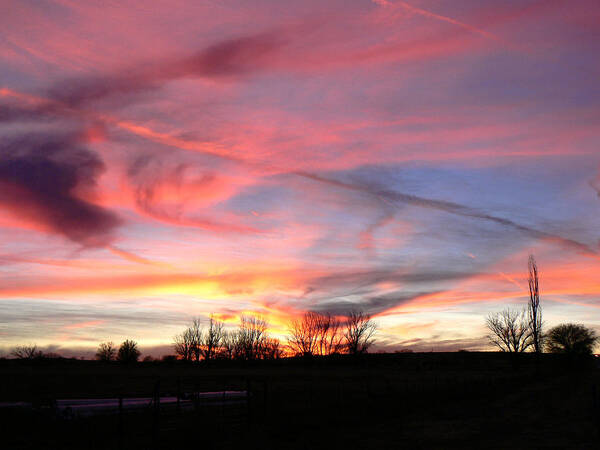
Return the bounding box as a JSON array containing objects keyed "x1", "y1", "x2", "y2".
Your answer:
[
  {"x1": 486, "y1": 308, "x2": 532, "y2": 353},
  {"x1": 316, "y1": 312, "x2": 344, "y2": 355},
  {"x1": 174, "y1": 318, "x2": 204, "y2": 361},
  {"x1": 95, "y1": 341, "x2": 116, "y2": 361},
  {"x1": 262, "y1": 337, "x2": 284, "y2": 359},
  {"x1": 117, "y1": 339, "x2": 141, "y2": 363},
  {"x1": 219, "y1": 330, "x2": 236, "y2": 359},
  {"x1": 11, "y1": 344, "x2": 42, "y2": 359},
  {"x1": 528, "y1": 255, "x2": 543, "y2": 353},
  {"x1": 235, "y1": 315, "x2": 268, "y2": 360},
  {"x1": 287, "y1": 312, "x2": 321, "y2": 356},
  {"x1": 189, "y1": 319, "x2": 204, "y2": 361},
  {"x1": 287, "y1": 311, "x2": 344, "y2": 356},
  {"x1": 343, "y1": 310, "x2": 377, "y2": 355},
  {"x1": 173, "y1": 327, "x2": 195, "y2": 361},
  {"x1": 202, "y1": 316, "x2": 224, "y2": 361}
]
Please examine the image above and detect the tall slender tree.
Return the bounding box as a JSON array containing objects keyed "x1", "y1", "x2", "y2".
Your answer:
[
  {"x1": 189, "y1": 318, "x2": 204, "y2": 361},
  {"x1": 202, "y1": 315, "x2": 224, "y2": 361},
  {"x1": 528, "y1": 255, "x2": 543, "y2": 353}
]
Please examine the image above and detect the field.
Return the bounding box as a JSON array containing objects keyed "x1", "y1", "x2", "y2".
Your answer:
[{"x1": 1, "y1": 353, "x2": 599, "y2": 449}]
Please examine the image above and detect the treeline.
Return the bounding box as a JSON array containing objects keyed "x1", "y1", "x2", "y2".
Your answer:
[
  {"x1": 5, "y1": 310, "x2": 377, "y2": 363},
  {"x1": 6, "y1": 339, "x2": 141, "y2": 362},
  {"x1": 171, "y1": 310, "x2": 376, "y2": 362},
  {"x1": 173, "y1": 315, "x2": 282, "y2": 362}
]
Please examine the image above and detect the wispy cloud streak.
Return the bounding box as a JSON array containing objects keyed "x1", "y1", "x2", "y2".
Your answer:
[
  {"x1": 373, "y1": 0, "x2": 501, "y2": 43},
  {"x1": 295, "y1": 171, "x2": 599, "y2": 257}
]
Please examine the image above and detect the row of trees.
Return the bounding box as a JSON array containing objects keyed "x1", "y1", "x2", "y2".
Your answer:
[
  {"x1": 173, "y1": 315, "x2": 283, "y2": 362},
  {"x1": 8, "y1": 339, "x2": 142, "y2": 362},
  {"x1": 486, "y1": 255, "x2": 598, "y2": 355},
  {"x1": 9, "y1": 311, "x2": 376, "y2": 362},
  {"x1": 96, "y1": 339, "x2": 141, "y2": 363},
  {"x1": 172, "y1": 310, "x2": 377, "y2": 362}
]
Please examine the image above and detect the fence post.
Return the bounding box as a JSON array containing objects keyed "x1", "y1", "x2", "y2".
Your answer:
[
  {"x1": 338, "y1": 379, "x2": 344, "y2": 409},
  {"x1": 176, "y1": 377, "x2": 181, "y2": 415},
  {"x1": 220, "y1": 381, "x2": 226, "y2": 435},
  {"x1": 246, "y1": 378, "x2": 252, "y2": 424},
  {"x1": 594, "y1": 384, "x2": 599, "y2": 435},
  {"x1": 153, "y1": 380, "x2": 160, "y2": 449},
  {"x1": 263, "y1": 379, "x2": 268, "y2": 421},
  {"x1": 117, "y1": 390, "x2": 123, "y2": 450}
]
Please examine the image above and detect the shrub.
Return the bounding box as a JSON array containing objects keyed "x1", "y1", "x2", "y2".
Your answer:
[{"x1": 545, "y1": 323, "x2": 598, "y2": 355}]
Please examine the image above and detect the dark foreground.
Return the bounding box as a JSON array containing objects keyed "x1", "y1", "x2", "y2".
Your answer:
[{"x1": 1, "y1": 353, "x2": 599, "y2": 449}]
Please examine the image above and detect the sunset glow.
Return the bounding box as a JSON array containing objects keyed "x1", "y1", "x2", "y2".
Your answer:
[{"x1": 1, "y1": 0, "x2": 600, "y2": 356}]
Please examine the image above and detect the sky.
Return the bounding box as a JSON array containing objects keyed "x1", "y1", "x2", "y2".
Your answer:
[{"x1": 1, "y1": 0, "x2": 599, "y2": 357}]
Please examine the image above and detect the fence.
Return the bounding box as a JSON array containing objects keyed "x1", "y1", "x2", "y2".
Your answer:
[{"x1": 2, "y1": 369, "x2": 595, "y2": 449}]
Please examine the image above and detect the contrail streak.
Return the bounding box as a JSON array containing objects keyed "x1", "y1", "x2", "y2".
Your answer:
[
  {"x1": 373, "y1": 0, "x2": 500, "y2": 43},
  {"x1": 294, "y1": 171, "x2": 599, "y2": 258}
]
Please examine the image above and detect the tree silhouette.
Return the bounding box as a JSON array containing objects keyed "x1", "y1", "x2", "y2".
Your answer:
[
  {"x1": 287, "y1": 311, "x2": 344, "y2": 356},
  {"x1": 262, "y1": 337, "x2": 284, "y2": 359},
  {"x1": 486, "y1": 308, "x2": 532, "y2": 353},
  {"x1": 173, "y1": 327, "x2": 196, "y2": 361},
  {"x1": 545, "y1": 323, "x2": 598, "y2": 355},
  {"x1": 202, "y1": 316, "x2": 224, "y2": 361},
  {"x1": 173, "y1": 318, "x2": 204, "y2": 361},
  {"x1": 235, "y1": 315, "x2": 267, "y2": 360},
  {"x1": 11, "y1": 344, "x2": 42, "y2": 359},
  {"x1": 528, "y1": 255, "x2": 543, "y2": 353},
  {"x1": 95, "y1": 341, "x2": 116, "y2": 361},
  {"x1": 189, "y1": 319, "x2": 204, "y2": 362},
  {"x1": 117, "y1": 339, "x2": 140, "y2": 363},
  {"x1": 219, "y1": 330, "x2": 236, "y2": 359},
  {"x1": 316, "y1": 312, "x2": 344, "y2": 355},
  {"x1": 287, "y1": 311, "x2": 321, "y2": 356},
  {"x1": 344, "y1": 310, "x2": 377, "y2": 355}
]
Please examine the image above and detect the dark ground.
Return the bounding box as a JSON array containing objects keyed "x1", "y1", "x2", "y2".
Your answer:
[{"x1": 1, "y1": 352, "x2": 599, "y2": 449}]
